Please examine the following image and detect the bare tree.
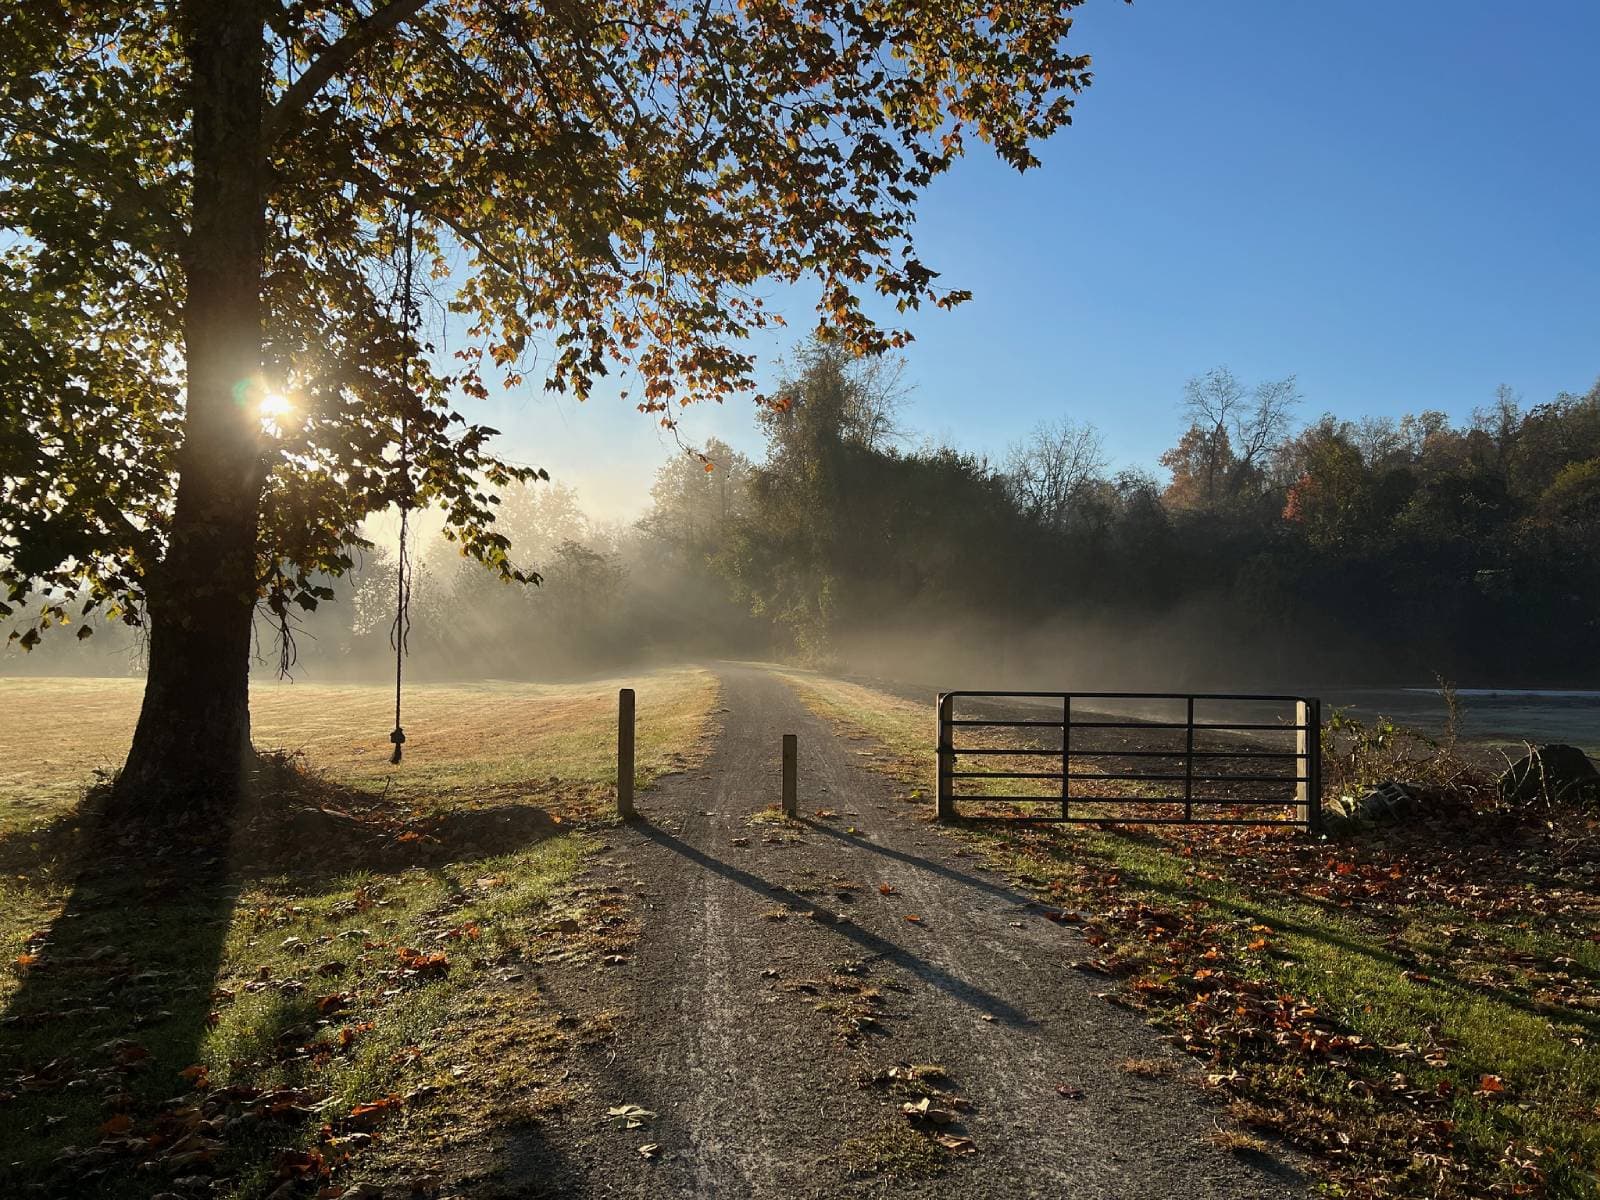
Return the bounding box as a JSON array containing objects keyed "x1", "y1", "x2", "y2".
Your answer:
[
  {"x1": 1179, "y1": 367, "x2": 1300, "y2": 505},
  {"x1": 761, "y1": 337, "x2": 910, "y2": 456},
  {"x1": 1005, "y1": 417, "x2": 1108, "y2": 529}
]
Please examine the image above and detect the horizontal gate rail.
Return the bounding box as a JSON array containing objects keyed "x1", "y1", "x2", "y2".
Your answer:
[{"x1": 934, "y1": 690, "x2": 1322, "y2": 830}]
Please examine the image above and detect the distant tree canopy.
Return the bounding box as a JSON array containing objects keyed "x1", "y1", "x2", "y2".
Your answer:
[
  {"x1": 638, "y1": 349, "x2": 1600, "y2": 682},
  {"x1": 18, "y1": 338, "x2": 1596, "y2": 689},
  {"x1": 0, "y1": 1, "x2": 1111, "y2": 808}
]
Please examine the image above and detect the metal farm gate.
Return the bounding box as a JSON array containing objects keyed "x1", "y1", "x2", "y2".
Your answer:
[{"x1": 934, "y1": 691, "x2": 1322, "y2": 830}]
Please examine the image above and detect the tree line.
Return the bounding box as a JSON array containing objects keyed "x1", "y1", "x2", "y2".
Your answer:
[
  {"x1": 20, "y1": 338, "x2": 1596, "y2": 688},
  {"x1": 208, "y1": 341, "x2": 1592, "y2": 688}
]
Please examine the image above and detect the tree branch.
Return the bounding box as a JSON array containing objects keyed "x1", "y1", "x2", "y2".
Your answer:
[{"x1": 263, "y1": 0, "x2": 434, "y2": 147}]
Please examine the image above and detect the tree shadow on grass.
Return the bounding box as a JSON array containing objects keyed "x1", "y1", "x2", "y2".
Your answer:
[{"x1": 0, "y1": 749, "x2": 572, "y2": 1198}]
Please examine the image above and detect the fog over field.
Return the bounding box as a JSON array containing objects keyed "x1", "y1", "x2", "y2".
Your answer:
[{"x1": 10, "y1": 343, "x2": 1597, "y2": 756}]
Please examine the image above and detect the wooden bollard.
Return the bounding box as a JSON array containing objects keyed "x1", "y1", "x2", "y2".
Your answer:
[
  {"x1": 935, "y1": 693, "x2": 954, "y2": 821},
  {"x1": 782, "y1": 734, "x2": 797, "y2": 817},
  {"x1": 617, "y1": 688, "x2": 636, "y2": 819}
]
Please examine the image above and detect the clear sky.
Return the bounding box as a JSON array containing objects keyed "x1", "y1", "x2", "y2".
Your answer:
[{"x1": 472, "y1": 0, "x2": 1600, "y2": 523}]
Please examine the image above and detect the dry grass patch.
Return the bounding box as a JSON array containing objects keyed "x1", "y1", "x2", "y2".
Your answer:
[
  {"x1": 1119, "y1": 1057, "x2": 1177, "y2": 1079},
  {"x1": 0, "y1": 667, "x2": 718, "y2": 829},
  {"x1": 839, "y1": 1118, "x2": 949, "y2": 1180},
  {"x1": 1209, "y1": 1126, "x2": 1270, "y2": 1156},
  {"x1": 0, "y1": 668, "x2": 720, "y2": 1199}
]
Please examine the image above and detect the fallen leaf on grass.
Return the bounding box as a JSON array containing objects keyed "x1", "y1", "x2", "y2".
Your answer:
[
  {"x1": 395, "y1": 947, "x2": 450, "y2": 977},
  {"x1": 900, "y1": 1097, "x2": 955, "y2": 1124},
  {"x1": 1476, "y1": 1074, "x2": 1506, "y2": 1096},
  {"x1": 638, "y1": 1142, "x2": 662, "y2": 1159},
  {"x1": 1055, "y1": 1083, "x2": 1086, "y2": 1099},
  {"x1": 903, "y1": 914, "x2": 922, "y2": 924},
  {"x1": 936, "y1": 1133, "x2": 977, "y2": 1155},
  {"x1": 109, "y1": 1042, "x2": 149, "y2": 1068},
  {"x1": 345, "y1": 1095, "x2": 403, "y2": 1130},
  {"x1": 878, "y1": 884, "x2": 898, "y2": 896}
]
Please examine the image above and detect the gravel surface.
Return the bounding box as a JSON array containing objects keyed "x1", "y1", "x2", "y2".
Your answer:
[{"x1": 513, "y1": 664, "x2": 1304, "y2": 1198}]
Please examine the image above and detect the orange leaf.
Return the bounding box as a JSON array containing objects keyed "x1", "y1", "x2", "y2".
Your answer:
[{"x1": 904, "y1": 914, "x2": 922, "y2": 924}]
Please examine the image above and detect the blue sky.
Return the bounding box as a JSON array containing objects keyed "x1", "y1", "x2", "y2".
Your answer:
[{"x1": 478, "y1": 0, "x2": 1600, "y2": 522}]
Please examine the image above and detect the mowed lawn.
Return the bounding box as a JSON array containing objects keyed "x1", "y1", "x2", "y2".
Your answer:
[
  {"x1": 0, "y1": 669, "x2": 718, "y2": 828},
  {"x1": 0, "y1": 668, "x2": 718, "y2": 1197}
]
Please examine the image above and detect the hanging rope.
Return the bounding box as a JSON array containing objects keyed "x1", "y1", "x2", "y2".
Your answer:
[{"x1": 388, "y1": 204, "x2": 417, "y2": 764}]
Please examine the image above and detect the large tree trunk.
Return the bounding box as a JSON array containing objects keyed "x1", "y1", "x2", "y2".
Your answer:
[{"x1": 115, "y1": 3, "x2": 267, "y2": 815}]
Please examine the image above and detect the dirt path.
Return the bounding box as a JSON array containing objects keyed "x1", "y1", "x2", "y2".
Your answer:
[{"x1": 517, "y1": 664, "x2": 1303, "y2": 1198}]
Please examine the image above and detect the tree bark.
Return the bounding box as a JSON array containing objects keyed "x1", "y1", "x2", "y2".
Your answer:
[{"x1": 115, "y1": 2, "x2": 267, "y2": 815}]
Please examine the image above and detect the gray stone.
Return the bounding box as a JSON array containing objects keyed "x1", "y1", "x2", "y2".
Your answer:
[{"x1": 1497, "y1": 744, "x2": 1600, "y2": 805}]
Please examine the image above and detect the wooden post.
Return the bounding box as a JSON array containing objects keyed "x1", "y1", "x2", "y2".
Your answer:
[
  {"x1": 936, "y1": 693, "x2": 954, "y2": 821},
  {"x1": 1296, "y1": 698, "x2": 1322, "y2": 831},
  {"x1": 782, "y1": 734, "x2": 797, "y2": 817},
  {"x1": 617, "y1": 688, "x2": 635, "y2": 819}
]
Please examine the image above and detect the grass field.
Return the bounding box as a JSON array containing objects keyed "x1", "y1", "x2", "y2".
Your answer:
[
  {"x1": 0, "y1": 671, "x2": 716, "y2": 826},
  {"x1": 0, "y1": 668, "x2": 719, "y2": 1198},
  {"x1": 774, "y1": 668, "x2": 1600, "y2": 1200}
]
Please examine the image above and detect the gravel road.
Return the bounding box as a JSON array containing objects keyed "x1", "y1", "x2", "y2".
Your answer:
[{"x1": 514, "y1": 664, "x2": 1303, "y2": 1199}]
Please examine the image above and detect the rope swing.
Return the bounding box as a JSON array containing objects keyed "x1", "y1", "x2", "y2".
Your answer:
[{"x1": 388, "y1": 204, "x2": 418, "y2": 765}]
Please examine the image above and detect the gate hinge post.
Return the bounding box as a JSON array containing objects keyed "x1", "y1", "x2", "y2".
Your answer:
[
  {"x1": 1297, "y1": 697, "x2": 1323, "y2": 832},
  {"x1": 935, "y1": 692, "x2": 954, "y2": 821}
]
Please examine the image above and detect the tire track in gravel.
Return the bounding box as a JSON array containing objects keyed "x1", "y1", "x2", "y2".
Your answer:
[{"x1": 524, "y1": 663, "x2": 1305, "y2": 1199}]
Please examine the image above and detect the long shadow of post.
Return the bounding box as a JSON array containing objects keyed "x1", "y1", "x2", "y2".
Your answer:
[
  {"x1": 633, "y1": 820, "x2": 1032, "y2": 1025},
  {"x1": 799, "y1": 816, "x2": 1048, "y2": 908}
]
